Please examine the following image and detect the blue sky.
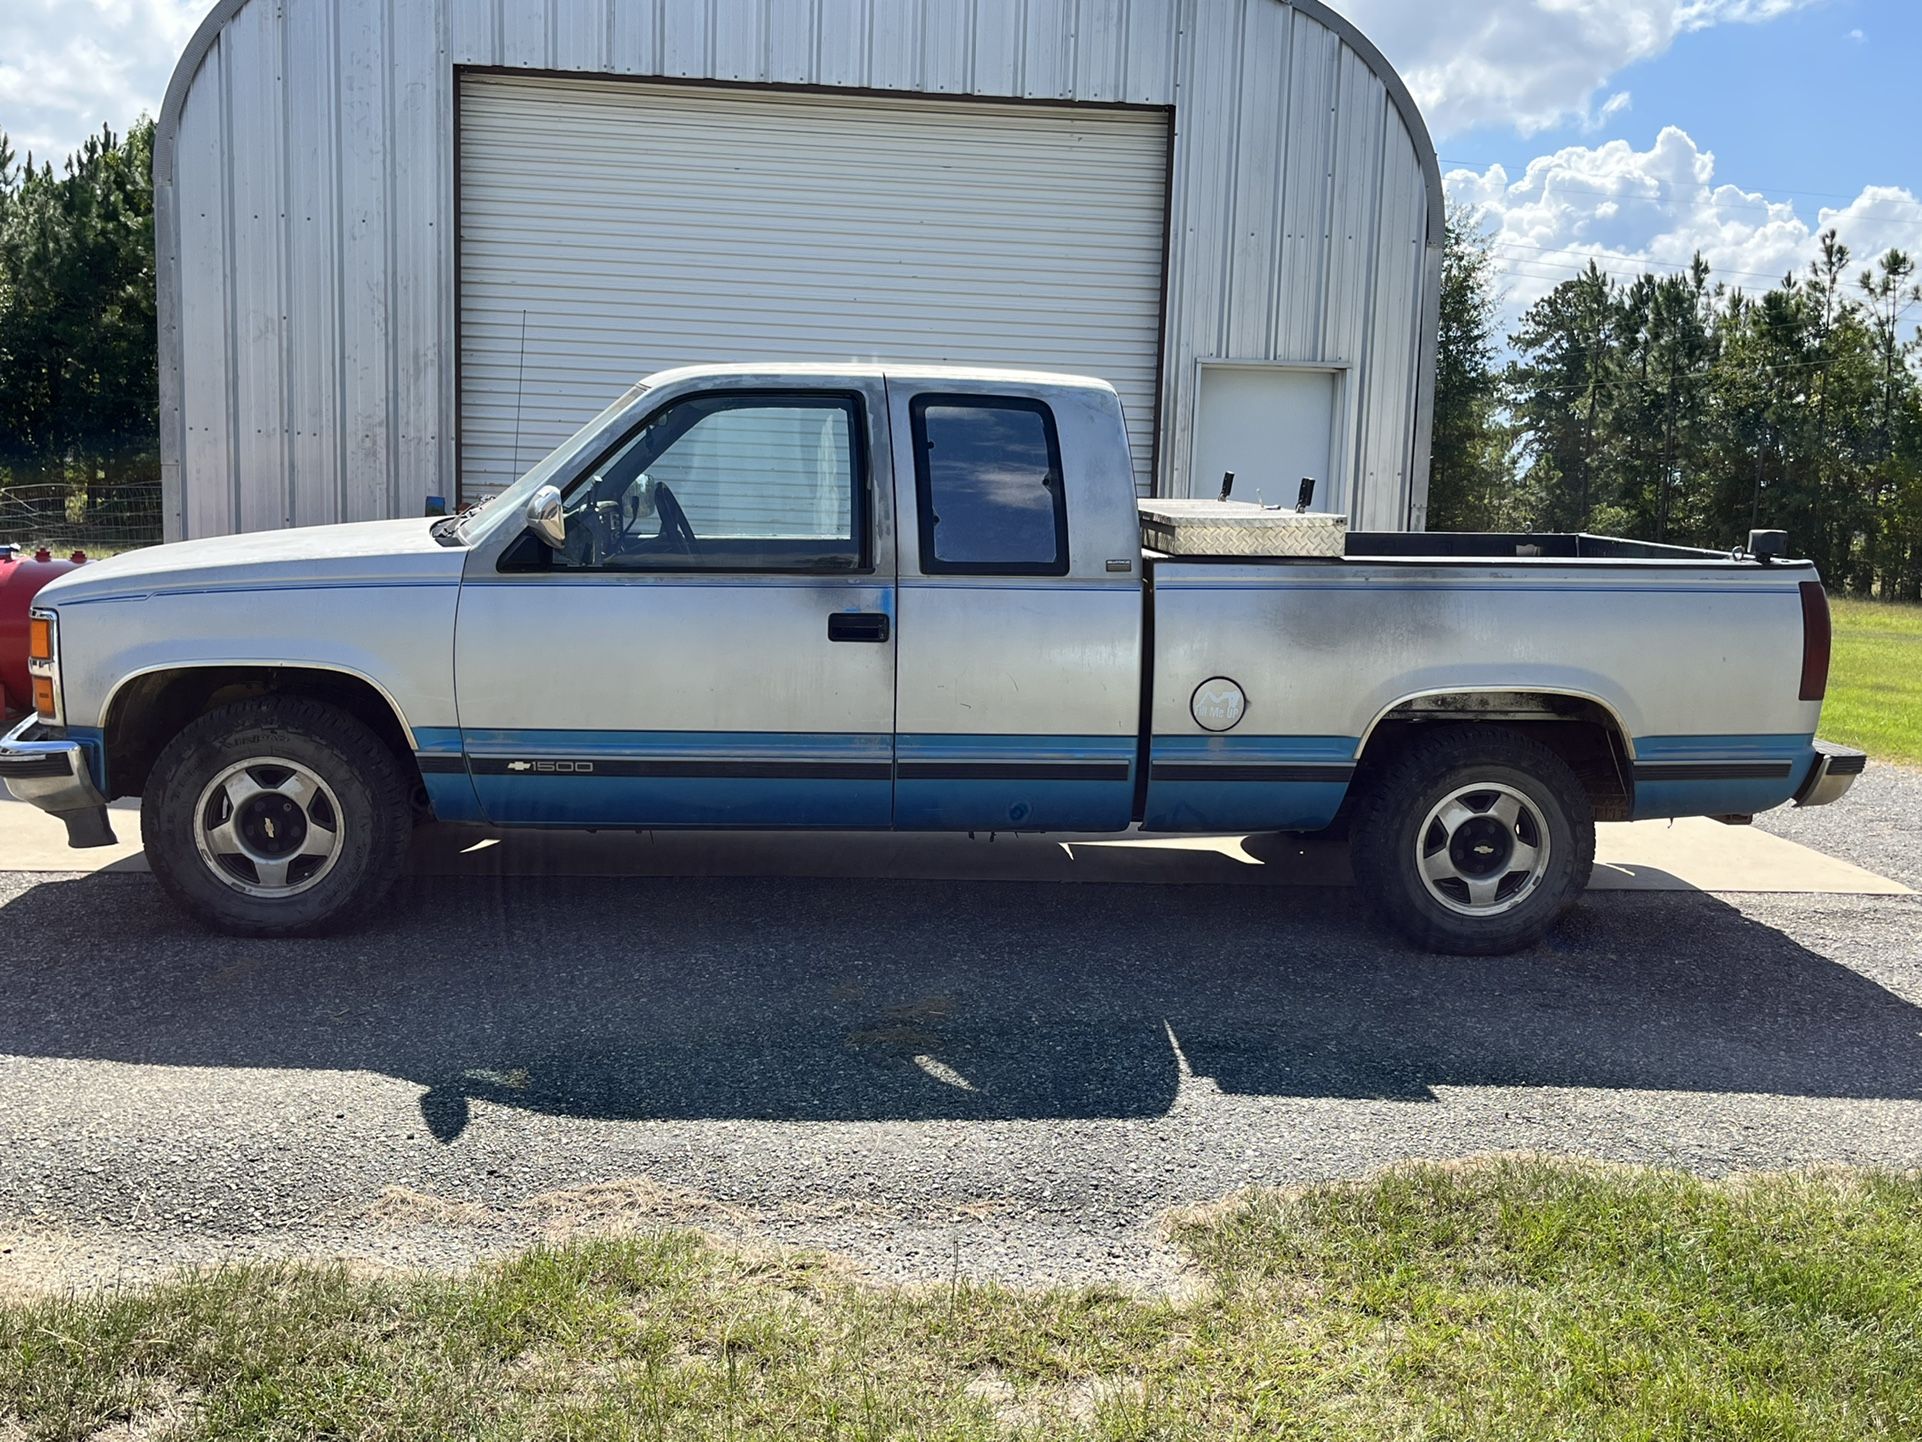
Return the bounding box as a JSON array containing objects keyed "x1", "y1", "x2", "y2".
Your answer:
[
  {"x1": 1335, "y1": 0, "x2": 1922, "y2": 320},
  {"x1": 1445, "y1": 0, "x2": 1918, "y2": 210},
  {"x1": 2, "y1": 0, "x2": 1917, "y2": 325}
]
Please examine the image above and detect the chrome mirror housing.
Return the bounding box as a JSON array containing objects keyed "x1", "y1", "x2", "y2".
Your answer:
[{"x1": 525, "y1": 484, "x2": 566, "y2": 550}]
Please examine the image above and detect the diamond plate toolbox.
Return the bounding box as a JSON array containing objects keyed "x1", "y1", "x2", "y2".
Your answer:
[{"x1": 1137, "y1": 499, "x2": 1348, "y2": 557}]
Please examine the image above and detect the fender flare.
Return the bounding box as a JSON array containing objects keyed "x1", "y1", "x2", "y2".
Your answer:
[
  {"x1": 1355, "y1": 685, "x2": 1637, "y2": 761},
  {"x1": 98, "y1": 659, "x2": 421, "y2": 751}
]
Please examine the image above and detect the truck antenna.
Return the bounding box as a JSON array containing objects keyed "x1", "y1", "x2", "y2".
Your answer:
[{"x1": 511, "y1": 309, "x2": 528, "y2": 480}]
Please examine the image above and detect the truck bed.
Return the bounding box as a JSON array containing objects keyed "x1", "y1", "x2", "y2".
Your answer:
[{"x1": 1137, "y1": 530, "x2": 1821, "y2": 831}]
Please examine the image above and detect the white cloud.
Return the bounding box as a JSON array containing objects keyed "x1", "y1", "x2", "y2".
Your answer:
[
  {"x1": 0, "y1": 0, "x2": 202, "y2": 163},
  {"x1": 1339, "y1": 0, "x2": 1824, "y2": 139},
  {"x1": 1590, "y1": 90, "x2": 1635, "y2": 131},
  {"x1": 1446, "y1": 126, "x2": 1922, "y2": 328}
]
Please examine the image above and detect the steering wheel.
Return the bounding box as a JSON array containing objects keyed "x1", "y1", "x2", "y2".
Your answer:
[
  {"x1": 583, "y1": 494, "x2": 623, "y2": 566},
  {"x1": 652, "y1": 482, "x2": 700, "y2": 557}
]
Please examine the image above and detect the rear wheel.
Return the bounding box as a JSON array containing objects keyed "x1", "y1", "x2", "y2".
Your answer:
[
  {"x1": 1350, "y1": 725, "x2": 1594, "y2": 955},
  {"x1": 142, "y1": 697, "x2": 413, "y2": 935}
]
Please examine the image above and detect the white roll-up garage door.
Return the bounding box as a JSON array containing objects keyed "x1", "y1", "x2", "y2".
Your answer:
[{"x1": 457, "y1": 75, "x2": 1169, "y2": 501}]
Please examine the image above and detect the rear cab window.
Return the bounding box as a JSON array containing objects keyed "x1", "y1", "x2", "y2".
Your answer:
[{"x1": 910, "y1": 395, "x2": 1068, "y2": 575}]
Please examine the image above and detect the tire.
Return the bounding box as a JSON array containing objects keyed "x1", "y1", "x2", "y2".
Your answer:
[
  {"x1": 141, "y1": 696, "x2": 413, "y2": 936},
  {"x1": 1349, "y1": 725, "x2": 1595, "y2": 956}
]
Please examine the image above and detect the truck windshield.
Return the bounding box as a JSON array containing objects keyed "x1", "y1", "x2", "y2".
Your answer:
[{"x1": 454, "y1": 382, "x2": 652, "y2": 544}]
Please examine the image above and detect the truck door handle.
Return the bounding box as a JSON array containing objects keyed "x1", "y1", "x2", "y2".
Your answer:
[{"x1": 828, "y1": 611, "x2": 890, "y2": 643}]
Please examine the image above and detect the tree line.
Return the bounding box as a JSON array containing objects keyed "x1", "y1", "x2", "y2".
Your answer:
[
  {"x1": 0, "y1": 120, "x2": 159, "y2": 536},
  {"x1": 1431, "y1": 204, "x2": 1922, "y2": 598}
]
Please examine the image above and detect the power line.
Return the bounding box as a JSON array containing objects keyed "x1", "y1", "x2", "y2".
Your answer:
[
  {"x1": 1440, "y1": 155, "x2": 1922, "y2": 210},
  {"x1": 1489, "y1": 258, "x2": 1821, "y2": 296},
  {"x1": 1481, "y1": 257, "x2": 1922, "y2": 357},
  {"x1": 1439, "y1": 156, "x2": 1922, "y2": 220},
  {"x1": 1448, "y1": 178, "x2": 1922, "y2": 227},
  {"x1": 1488, "y1": 255, "x2": 1922, "y2": 316},
  {"x1": 1454, "y1": 198, "x2": 1922, "y2": 296},
  {"x1": 1485, "y1": 240, "x2": 1812, "y2": 286},
  {"x1": 1514, "y1": 363, "x2": 1870, "y2": 406}
]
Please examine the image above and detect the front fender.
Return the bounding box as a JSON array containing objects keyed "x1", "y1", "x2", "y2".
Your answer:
[{"x1": 57, "y1": 584, "x2": 461, "y2": 741}]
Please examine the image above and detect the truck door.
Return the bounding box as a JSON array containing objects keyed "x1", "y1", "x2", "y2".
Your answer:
[
  {"x1": 889, "y1": 378, "x2": 1143, "y2": 831},
  {"x1": 454, "y1": 383, "x2": 896, "y2": 827}
]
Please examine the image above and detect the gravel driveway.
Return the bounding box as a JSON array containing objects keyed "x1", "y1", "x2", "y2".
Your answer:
[{"x1": 2, "y1": 767, "x2": 1919, "y2": 1292}]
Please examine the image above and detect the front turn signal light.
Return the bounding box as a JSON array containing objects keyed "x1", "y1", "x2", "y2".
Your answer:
[
  {"x1": 28, "y1": 615, "x2": 53, "y2": 663},
  {"x1": 31, "y1": 675, "x2": 57, "y2": 719}
]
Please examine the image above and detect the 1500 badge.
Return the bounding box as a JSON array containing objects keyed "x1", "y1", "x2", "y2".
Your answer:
[{"x1": 506, "y1": 760, "x2": 596, "y2": 773}]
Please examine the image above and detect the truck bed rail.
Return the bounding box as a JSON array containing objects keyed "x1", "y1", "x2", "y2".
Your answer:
[{"x1": 1342, "y1": 532, "x2": 1784, "y2": 564}]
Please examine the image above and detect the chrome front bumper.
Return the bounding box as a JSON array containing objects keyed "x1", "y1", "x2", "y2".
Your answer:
[
  {"x1": 0, "y1": 715, "x2": 117, "y2": 847},
  {"x1": 1794, "y1": 741, "x2": 1868, "y2": 809}
]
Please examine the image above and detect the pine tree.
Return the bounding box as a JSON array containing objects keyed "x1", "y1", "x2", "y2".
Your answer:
[
  {"x1": 1509, "y1": 264, "x2": 1619, "y2": 531},
  {"x1": 1427, "y1": 205, "x2": 1514, "y2": 529}
]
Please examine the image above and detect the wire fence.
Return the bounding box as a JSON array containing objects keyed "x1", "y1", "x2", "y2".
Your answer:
[{"x1": 0, "y1": 481, "x2": 164, "y2": 556}]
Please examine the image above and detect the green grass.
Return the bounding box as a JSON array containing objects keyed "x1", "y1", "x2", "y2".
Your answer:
[
  {"x1": 1825, "y1": 596, "x2": 1922, "y2": 766},
  {"x1": 5, "y1": 1158, "x2": 1922, "y2": 1440}
]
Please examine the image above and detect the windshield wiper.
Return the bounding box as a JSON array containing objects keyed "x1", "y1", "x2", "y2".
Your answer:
[{"x1": 433, "y1": 496, "x2": 499, "y2": 546}]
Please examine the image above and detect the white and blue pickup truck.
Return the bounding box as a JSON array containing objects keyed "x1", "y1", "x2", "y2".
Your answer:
[{"x1": 2, "y1": 364, "x2": 1863, "y2": 953}]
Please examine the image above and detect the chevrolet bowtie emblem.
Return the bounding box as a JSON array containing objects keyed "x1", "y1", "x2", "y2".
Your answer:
[{"x1": 507, "y1": 760, "x2": 533, "y2": 772}]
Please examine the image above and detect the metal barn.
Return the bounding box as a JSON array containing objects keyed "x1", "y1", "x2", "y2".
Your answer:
[{"x1": 155, "y1": 0, "x2": 1442, "y2": 540}]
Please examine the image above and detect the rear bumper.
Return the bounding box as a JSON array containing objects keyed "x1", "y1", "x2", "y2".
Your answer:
[
  {"x1": 1794, "y1": 742, "x2": 1867, "y2": 809},
  {"x1": 0, "y1": 716, "x2": 117, "y2": 847}
]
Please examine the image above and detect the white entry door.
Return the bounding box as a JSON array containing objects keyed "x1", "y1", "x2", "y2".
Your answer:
[{"x1": 1190, "y1": 366, "x2": 1340, "y2": 514}]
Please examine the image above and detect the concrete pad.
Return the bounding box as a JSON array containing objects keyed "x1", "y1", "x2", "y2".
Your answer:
[
  {"x1": 0, "y1": 794, "x2": 1905, "y2": 895},
  {"x1": 0, "y1": 798, "x2": 144, "y2": 873},
  {"x1": 1591, "y1": 817, "x2": 1909, "y2": 895}
]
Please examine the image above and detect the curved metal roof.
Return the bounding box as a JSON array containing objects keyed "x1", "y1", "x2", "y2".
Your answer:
[{"x1": 157, "y1": 0, "x2": 1442, "y2": 244}]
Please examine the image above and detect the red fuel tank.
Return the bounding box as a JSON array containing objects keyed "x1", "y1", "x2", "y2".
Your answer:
[{"x1": 0, "y1": 545, "x2": 82, "y2": 716}]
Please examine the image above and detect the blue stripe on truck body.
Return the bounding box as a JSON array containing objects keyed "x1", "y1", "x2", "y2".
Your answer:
[
  {"x1": 1143, "y1": 734, "x2": 1357, "y2": 833},
  {"x1": 1629, "y1": 732, "x2": 1815, "y2": 820},
  {"x1": 457, "y1": 729, "x2": 891, "y2": 828},
  {"x1": 894, "y1": 733, "x2": 1136, "y2": 831},
  {"x1": 411, "y1": 728, "x2": 1825, "y2": 831},
  {"x1": 438, "y1": 729, "x2": 1137, "y2": 831}
]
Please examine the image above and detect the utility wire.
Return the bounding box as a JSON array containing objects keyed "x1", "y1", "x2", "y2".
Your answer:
[
  {"x1": 1484, "y1": 240, "x2": 1838, "y2": 287},
  {"x1": 1440, "y1": 157, "x2": 1922, "y2": 219},
  {"x1": 1487, "y1": 261, "x2": 1921, "y2": 341}
]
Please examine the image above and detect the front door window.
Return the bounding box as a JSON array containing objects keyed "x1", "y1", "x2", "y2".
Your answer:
[{"x1": 543, "y1": 393, "x2": 867, "y2": 573}]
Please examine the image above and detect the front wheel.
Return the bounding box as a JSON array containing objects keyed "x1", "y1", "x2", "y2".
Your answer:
[
  {"x1": 142, "y1": 697, "x2": 414, "y2": 936},
  {"x1": 1350, "y1": 725, "x2": 1595, "y2": 955}
]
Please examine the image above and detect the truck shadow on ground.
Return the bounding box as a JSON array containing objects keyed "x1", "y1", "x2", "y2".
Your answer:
[{"x1": 0, "y1": 871, "x2": 1917, "y2": 1141}]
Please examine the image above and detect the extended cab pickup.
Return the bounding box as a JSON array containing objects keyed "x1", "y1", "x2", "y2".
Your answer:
[{"x1": 3, "y1": 364, "x2": 1864, "y2": 952}]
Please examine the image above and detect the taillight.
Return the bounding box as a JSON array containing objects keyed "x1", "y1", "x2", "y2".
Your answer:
[{"x1": 1799, "y1": 581, "x2": 1831, "y2": 701}]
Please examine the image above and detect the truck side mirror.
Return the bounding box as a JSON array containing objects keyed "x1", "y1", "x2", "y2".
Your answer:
[{"x1": 526, "y1": 484, "x2": 566, "y2": 550}]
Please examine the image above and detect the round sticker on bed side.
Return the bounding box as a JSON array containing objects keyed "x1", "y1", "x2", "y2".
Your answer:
[{"x1": 1191, "y1": 677, "x2": 1247, "y2": 732}]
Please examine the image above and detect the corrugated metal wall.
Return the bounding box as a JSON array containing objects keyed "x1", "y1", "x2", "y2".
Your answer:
[{"x1": 156, "y1": 0, "x2": 1442, "y2": 539}]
